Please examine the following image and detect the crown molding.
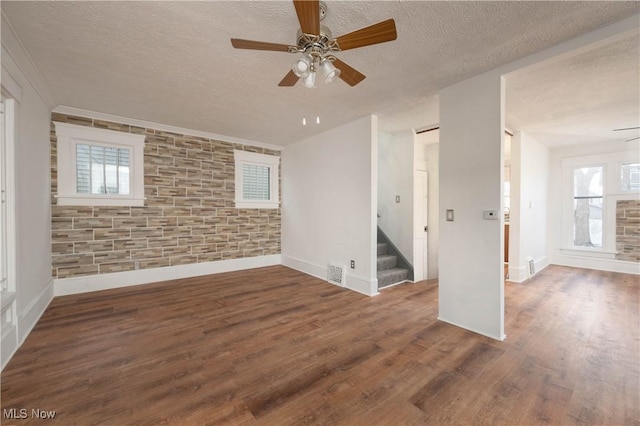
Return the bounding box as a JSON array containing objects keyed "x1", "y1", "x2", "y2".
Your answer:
[{"x1": 52, "y1": 106, "x2": 283, "y2": 151}]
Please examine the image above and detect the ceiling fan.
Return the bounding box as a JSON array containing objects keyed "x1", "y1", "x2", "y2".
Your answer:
[
  {"x1": 230, "y1": 0, "x2": 397, "y2": 88},
  {"x1": 613, "y1": 126, "x2": 640, "y2": 142}
]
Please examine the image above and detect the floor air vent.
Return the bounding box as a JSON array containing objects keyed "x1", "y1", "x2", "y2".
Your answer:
[
  {"x1": 527, "y1": 257, "x2": 536, "y2": 277},
  {"x1": 327, "y1": 263, "x2": 346, "y2": 286}
]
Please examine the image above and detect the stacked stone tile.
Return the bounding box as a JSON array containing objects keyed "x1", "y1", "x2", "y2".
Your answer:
[
  {"x1": 51, "y1": 113, "x2": 281, "y2": 279},
  {"x1": 616, "y1": 200, "x2": 640, "y2": 262}
]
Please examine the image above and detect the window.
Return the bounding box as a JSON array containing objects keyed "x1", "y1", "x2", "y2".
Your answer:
[
  {"x1": 620, "y1": 162, "x2": 640, "y2": 192},
  {"x1": 54, "y1": 122, "x2": 145, "y2": 206},
  {"x1": 573, "y1": 166, "x2": 603, "y2": 248},
  {"x1": 561, "y1": 150, "x2": 639, "y2": 258},
  {"x1": 234, "y1": 150, "x2": 279, "y2": 209}
]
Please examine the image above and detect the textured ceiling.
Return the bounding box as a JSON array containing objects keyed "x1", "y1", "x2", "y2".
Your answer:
[{"x1": 2, "y1": 1, "x2": 639, "y2": 146}]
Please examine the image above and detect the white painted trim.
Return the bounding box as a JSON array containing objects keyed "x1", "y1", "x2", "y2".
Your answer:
[
  {"x1": 347, "y1": 274, "x2": 379, "y2": 297},
  {"x1": 53, "y1": 106, "x2": 283, "y2": 152},
  {"x1": 507, "y1": 256, "x2": 549, "y2": 283},
  {"x1": 281, "y1": 255, "x2": 327, "y2": 282},
  {"x1": 1, "y1": 99, "x2": 17, "y2": 294},
  {"x1": 0, "y1": 63, "x2": 22, "y2": 102},
  {"x1": 1, "y1": 11, "x2": 57, "y2": 108},
  {"x1": 559, "y1": 248, "x2": 617, "y2": 259},
  {"x1": 0, "y1": 291, "x2": 16, "y2": 312},
  {"x1": 549, "y1": 254, "x2": 640, "y2": 276},
  {"x1": 234, "y1": 150, "x2": 280, "y2": 209},
  {"x1": 282, "y1": 255, "x2": 379, "y2": 297},
  {"x1": 18, "y1": 278, "x2": 54, "y2": 344},
  {"x1": 507, "y1": 265, "x2": 529, "y2": 283},
  {"x1": 54, "y1": 254, "x2": 282, "y2": 296},
  {"x1": 54, "y1": 122, "x2": 146, "y2": 206},
  {"x1": 1, "y1": 324, "x2": 17, "y2": 371},
  {"x1": 437, "y1": 316, "x2": 506, "y2": 341}
]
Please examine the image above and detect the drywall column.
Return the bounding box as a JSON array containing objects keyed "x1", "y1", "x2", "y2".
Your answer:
[
  {"x1": 282, "y1": 115, "x2": 378, "y2": 296},
  {"x1": 509, "y1": 131, "x2": 550, "y2": 282},
  {"x1": 377, "y1": 130, "x2": 414, "y2": 262},
  {"x1": 438, "y1": 72, "x2": 505, "y2": 340}
]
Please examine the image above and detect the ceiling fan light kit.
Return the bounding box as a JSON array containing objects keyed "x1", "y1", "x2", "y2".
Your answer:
[
  {"x1": 231, "y1": 0, "x2": 397, "y2": 88},
  {"x1": 319, "y1": 58, "x2": 340, "y2": 84},
  {"x1": 302, "y1": 70, "x2": 317, "y2": 89}
]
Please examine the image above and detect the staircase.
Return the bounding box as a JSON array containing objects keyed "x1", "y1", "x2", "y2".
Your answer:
[{"x1": 376, "y1": 228, "x2": 412, "y2": 289}]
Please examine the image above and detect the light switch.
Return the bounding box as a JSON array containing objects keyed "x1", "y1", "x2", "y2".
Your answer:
[{"x1": 446, "y1": 209, "x2": 454, "y2": 221}]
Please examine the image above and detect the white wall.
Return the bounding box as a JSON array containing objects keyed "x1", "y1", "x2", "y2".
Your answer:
[
  {"x1": 1, "y1": 20, "x2": 55, "y2": 369},
  {"x1": 415, "y1": 132, "x2": 440, "y2": 280},
  {"x1": 509, "y1": 132, "x2": 549, "y2": 282},
  {"x1": 439, "y1": 71, "x2": 505, "y2": 341},
  {"x1": 377, "y1": 130, "x2": 414, "y2": 262},
  {"x1": 281, "y1": 115, "x2": 378, "y2": 296},
  {"x1": 548, "y1": 139, "x2": 639, "y2": 274}
]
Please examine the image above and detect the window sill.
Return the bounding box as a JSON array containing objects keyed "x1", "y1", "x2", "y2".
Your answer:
[
  {"x1": 235, "y1": 201, "x2": 279, "y2": 209},
  {"x1": 56, "y1": 195, "x2": 145, "y2": 207},
  {"x1": 560, "y1": 248, "x2": 617, "y2": 259}
]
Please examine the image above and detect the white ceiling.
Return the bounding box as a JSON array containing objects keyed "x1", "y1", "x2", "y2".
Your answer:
[{"x1": 2, "y1": 1, "x2": 639, "y2": 147}]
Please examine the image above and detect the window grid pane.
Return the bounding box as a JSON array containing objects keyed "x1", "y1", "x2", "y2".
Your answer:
[
  {"x1": 621, "y1": 163, "x2": 640, "y2": 191},
  {"x1": 242, "y1": 164, "x2": 270, "y2": 201},
  {"x1": 573, "y1": 166, "x2": 603, "y2": 248},
  {"x1": 76, "y1": 144, "x2": 130, "y2": 195}
]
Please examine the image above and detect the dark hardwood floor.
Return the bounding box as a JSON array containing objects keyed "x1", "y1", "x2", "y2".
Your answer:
[{"x1": 1, "y1": 265, "x2": 638, "y2": 425}]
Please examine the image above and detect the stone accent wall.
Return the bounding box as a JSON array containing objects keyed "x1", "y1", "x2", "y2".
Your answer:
[
  {"x1": 51, "y1": 113, "x2": 281, "y2": 279},
  {"x1": 616, "y1": 200, "x2": 640, "y2": 262}
]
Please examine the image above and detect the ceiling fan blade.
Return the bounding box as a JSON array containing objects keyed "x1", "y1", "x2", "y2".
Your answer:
[
  {"x1": 231, "y1": 38, "x2": 292, "y2": 52},
  {"x1": 335, "y1": 19, "x2": 397, "y2": 51},
  {"x1": 278, "y1": 70, "x2": 299, "y2": 87},
  {"x1": 293, "y1": 0, "x2": 320, "y2": 35},
  {"x1": 332, "y1": 58, "x2": 366, "y2": 86},
  {"x1": 613, "y1": 126, "x2": 640, "y2": 131},
  {"x1": 626, "y1": 137, "x2": 640, "y2": 142}
]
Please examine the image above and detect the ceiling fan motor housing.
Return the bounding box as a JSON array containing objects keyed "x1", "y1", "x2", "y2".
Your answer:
[{"x1": 296, "y1": 25, "x2": 334, "y2": 55}]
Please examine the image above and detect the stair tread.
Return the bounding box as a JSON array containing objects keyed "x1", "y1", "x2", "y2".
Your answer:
[
  {"x1": 377, "y1": 267, "x2": 408, "y2": 276},
  {"x1": 377, "y1": 254, "x2": 397, "y2": 260},
  {"x1": 376, "y1": 254, "x2": 398, "y2": 271},
  {"x1": 377, "y1": 267, "x2": 409, "y2": 289}
]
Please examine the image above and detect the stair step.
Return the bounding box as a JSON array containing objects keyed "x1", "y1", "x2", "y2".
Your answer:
[
  {"x1": 377, "y1": 243, "x2": 388, "y2": 255},
  {"x1": 377, "y1": 254, "x2": 397, "y2": 271},
  {"x1": 377, "y1": 268, "x2": 409, "y2": 288}
]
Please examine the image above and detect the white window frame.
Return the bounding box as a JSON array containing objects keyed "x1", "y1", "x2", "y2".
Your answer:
[
  {"x1": 560, "y1": 151, "x2": 639, "y2": 259},
  {"x1": 54, "y1": 122, "x2": 145, "y2": 206},
  {"x1": 234, "y1": 150, "x2": 280, "y2": 209},
  {"x1": 619, "y1": 161, "x2": 640, "y2": 193}
]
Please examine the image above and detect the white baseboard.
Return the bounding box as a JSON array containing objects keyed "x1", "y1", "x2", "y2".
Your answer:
[
  {"x1": 19, "y1": 279, "x2": 54, "y2": 343},
  {"x1": 437, "y1": 316, "x2": 506, "y2": 341},
  {"x1": 508, "y1": 256, "x2": 549, "y2": 283},
  {"x1": 54, "y1": 255, "x2": 282, "y2": 296},
  {"x1": 2, "y1": 279, "x2": 54, "y2": 371},
  {"x1": 1, "y1": 325, "x2": 17, "y2": 371},
  {"x1": 282, "y1": 255, "x2": 379, "y2": 296},
  {"x1": 549, "y1": 253, "x2": 640, "y2": 275}
]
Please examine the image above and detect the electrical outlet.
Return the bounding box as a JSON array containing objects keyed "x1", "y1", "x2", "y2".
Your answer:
[
  {"x1": 350, "y1": 260, "x2": 355, "y2": 269},
  {"x1": 395, "y1": 195, "x2": 400, "y2": 203},
  {"x1": 134, "y1": 261, "x2": 140, "y2": 270}
]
